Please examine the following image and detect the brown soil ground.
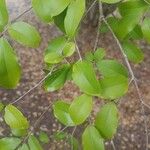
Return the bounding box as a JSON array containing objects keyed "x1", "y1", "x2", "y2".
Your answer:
[{"x1": 0, "y1": 0, "x2": 150, "y2": 150}]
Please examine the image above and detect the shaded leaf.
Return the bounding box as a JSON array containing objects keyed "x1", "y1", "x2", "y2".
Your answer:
[
  {"x1": 39, "y1": 131, "x2": 50, "y2": 144},
  {"x1": 94, "y1": 48, "x2": 106, "y2": 62},
  {"x1": 44, "y1": 65, "x2": 71, "y2": 92},
  {"x1": 122, "y1": 41, "x2": 144, "y2": 64}
]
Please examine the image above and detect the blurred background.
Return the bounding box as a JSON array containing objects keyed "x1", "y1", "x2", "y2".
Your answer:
[{"x1": 0, "y1": 0, "x2": 150, "y2": 149}]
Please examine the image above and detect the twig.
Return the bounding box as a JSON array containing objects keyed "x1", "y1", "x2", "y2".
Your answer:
[
  {"x1": 11, "y1": 7, "x2": 32, "y2": 23},
  {"x1": 143, "y1": 0, "x2": 150, "y2": 5},
  {"x1": 11, "y1": 66, "x2": 55, "y2": 104},
  {"x1": 84, "y1": 0, "x2": 97, "y2": 18},
  {"x1": 74, "y1": 39, "x2": 82, "y2": 61},
  {"x1": 71, "y1": 126, "x2": 77, "y2": 150},
  {"x1": 93, "y1": 2, "x2": 103, "y2": 51},
  {"x1": 111, "y1": 140, "x2": 117, "y2": 150},
  {"x1": 99, "y1": 1, "x2": 149, "y2": 149}
]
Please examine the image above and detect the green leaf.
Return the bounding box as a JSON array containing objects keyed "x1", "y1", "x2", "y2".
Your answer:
[
  {"x1": 64, "y1": 0, "x2": 85, "y2": 37},
  {"x1": 44, "y1": 36, "x2": 66, "y2": 64},
  {"x1": 99, "y1": 76, "x2": 128, "y2": 100},
  {"x1": 11, "y1": 128, "x2": 28, "y2": 137},
  {"x1": 39, "y1": 131, "x2": 50, "y2": 144},
  {"x1": 122, "y1": 41, "x2": 144, "y2": 64},
  {"x1": 72, "y1": 61, "x2": 101, "y2": 96},
  {"x1": 0, "y1": 102, "x2": 4, "y2": 112},
  {"x1": 0, "y1": 0, "x2": 8, "y2": 32},
  {"x1": 18, "y1": 144, "x2": 29, "y2": 150},
  {"x1": 54, "y1": 9, "x2": 67, "y2": 33},
  {"x1": 82, "y1": 126, "x2": 104, "y2": 150},
  {"x1": 0, "y1": 137, "x2": 21, "y2": 150},
  {"x1": 32, "y1": 0, "x2": 52, "y2": 23},
  {"x1": 118, "y1": 0, "x2": 148, "y2": 17},
  {"x1": 101, "y1": 0, "x2": 120, "y2": 4},
  {"x1": 48, "y1": 0, "x2": 71, "y2": 17},
  {"x1": 94, "y1": 48, "x2": 106, "y2": 62},
  {"x1": 44, "y1": 65, "x2": 71, "y2": 92},
  {"x1": 67, "y1": 135, "x2": 79, "y2": 150},
  {"x1": 53, "y1": 101, "x2": 74, "y2": 126},
  {"x1": 97, "y1": 59, "x2": 128, "y2": 78},
  {"x1": 8, "y1": 21, "x2": 41, "y2": 48},
  {"x1": 28, "y1": 135, "x2": 43, "y2": 150},
  {"x1": 69, "y1": 94, "x2": 93, "y2": 125},
  {"x1": 126, "y1": 24, "x2": 143, "y2": 40},
  {"x1": 142, "y1": 18, "x2": 150, "y2": 43},
  {"x1": 32, "y1": 0, "x2": 70, "y2": 22},
  {"x1": 95, "y1": 103, "x2": 119, "y2": 139},
  {"x1": 116, "y1": 0, "x2": 148, "y2": 39},
  {"x1": 100, "y1": 17, "x2": 119, "y2": 34},
  {"x1": 84, "y1": 52, "x2": 94, "y2": 62},
  {"x1": 53, "y1": 131, "x2": 68, "y2": 141},
  {"x1": 4, "y1": 104, "x2": 29, "y2": 129},
  {"x1": 0, "y1": 38, "x2": 21, "y2": 89},
  {"x1": 63, "y1": 42, "x2": 75, "y2": 57}
]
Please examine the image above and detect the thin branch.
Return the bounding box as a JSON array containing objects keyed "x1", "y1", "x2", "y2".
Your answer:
[
  {"x1": 111, "y1": 140, "x2": 117, "y2": 150},
  {"x1": 74, "y1": 39, "x2": 82, "y2": 61},
  {"x1": 143, "y1": 0, "x2": 150, "y2": 5},
  {"x1": 71, "y1": 126, "x2": 77, "y2": 150},
  {"x1": 11, "y1": 66, "x2": 55, "y2": 104},
  {"x1": 99, "y1": 1, "x2": 149, "y2": 149},
  {"x1": 84, "y1": 0, "x2": 97, "y2": 18},
  {"x1": 93, "y1": 2, "x2": 103, "y2": 51}
]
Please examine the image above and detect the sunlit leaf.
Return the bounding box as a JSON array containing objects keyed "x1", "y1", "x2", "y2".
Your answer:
[
  {"x1": 95, "y1": 103, "x2": 119, "y2": 139},
  {"x1": 82, "y1": 126, "x2": 104, "y2": 150},
  {"x1": 142, "y1": 18, "x2": 150, "y2": 43},
  {"x1": 8, "y1": 21, "x2": 41, "y2": 48},
  {"x1": 99, "y1": 76, "x2": 128, "y2": 100},
  {"x1": 64, "y1": 0, "x2": 85, "y2": 37},
  {"x1": 69, "y1": 94, "x2": 93, "y2": 125},
  {"x1": 28, "y1": 135, "x2": 43, "y2": 150},
  {"x1": 11, "y1": 128, "x2": 28, "y2": 137},
  {"x1": 4, "y1": 105, "x2": 29, "y2": 129},
  {"x1": 72, "y1": 61, "x2": 101, "y2": 96},
  {"x1": 0, "y1": 0, "x2": 8, "y2": 32},
  {"x1": 97, "y1": 59, "x2": 128, "y2": 78},
  {"x1": 0, "y1": 38, "x2": 21, "y2": 89},
  {"x1": 53, "y1": 101, "x2": 74, "y2": 126},
  {"x1": 0, "y1": 137, "x2": 21, "y2": 150}
]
